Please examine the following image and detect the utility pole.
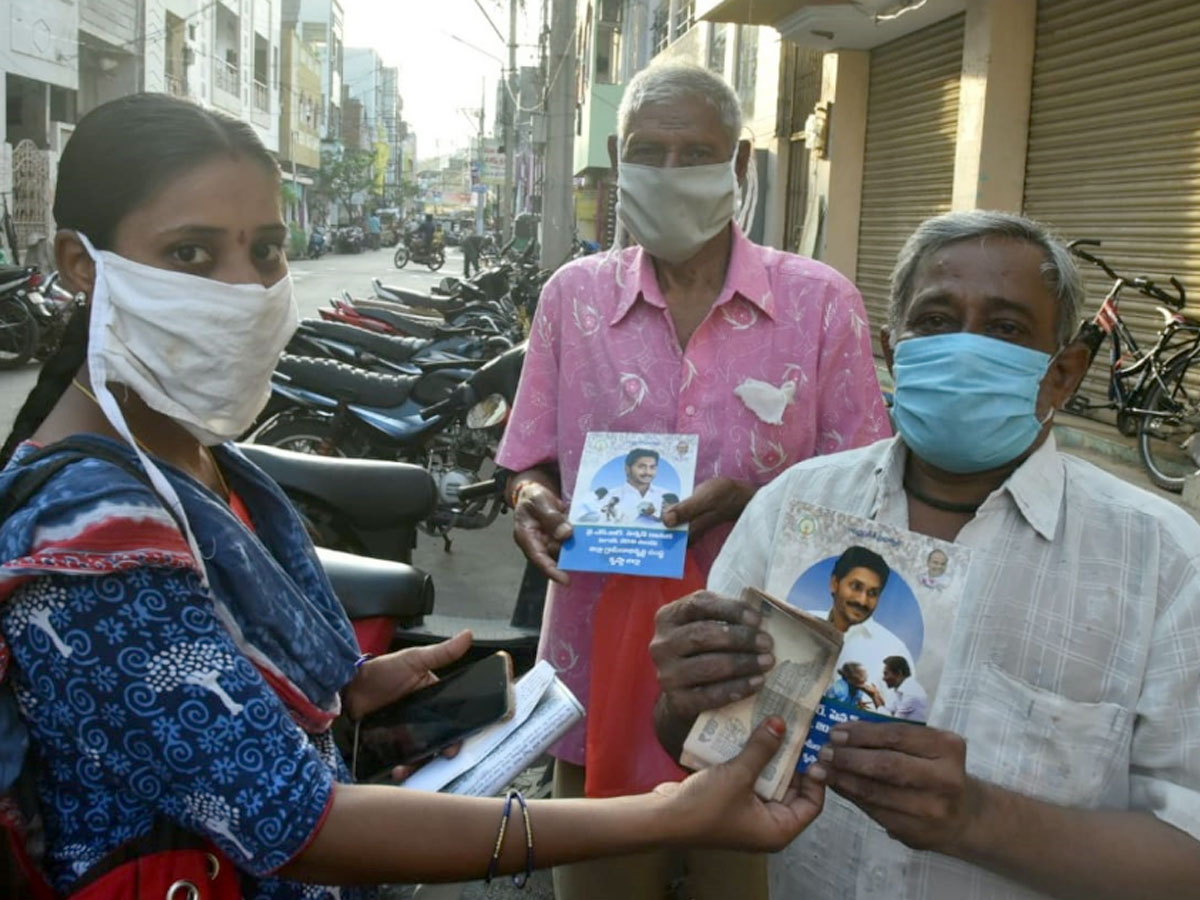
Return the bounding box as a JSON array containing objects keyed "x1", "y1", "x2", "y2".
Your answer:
[
  {"x1": 502, "y1": 0, "x2": 518, "y2": 243},
  {"x1": 540, "y1": 0, "x2": 576, "y2": 268},
  {"x1": 477, "y1": 79, "x2": 486, "y2": 237}
]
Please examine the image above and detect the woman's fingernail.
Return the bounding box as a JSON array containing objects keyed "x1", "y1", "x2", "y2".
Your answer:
[
  {"x1": 831, "y1": 729, "x2": 849, "y2": 745},
  {"x1": 757, "y1": 653, "x2": 774, "y2": 669},
  {"x1": 755, "y1": 633, "x2": 773, "y2": 652},
  {"x1": 818, "y1": 746, "x2": 834, "y2": 763},
  {"x1": 741, "y1": 608, "x2": 762, "y2": 627},
  {"x1": 807, "y1": 764, "x2": 827, "y2": 783},
  {"x1": 765, "y1": 717, "x2": 786, "y2": 737},
  {"x1": 748, "y1": 675, "x2": 765, "y2": 689}
]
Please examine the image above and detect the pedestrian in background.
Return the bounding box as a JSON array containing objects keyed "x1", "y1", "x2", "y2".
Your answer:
[{"x1": 462, "y1": 229, "x2": 484, "y2": 277}]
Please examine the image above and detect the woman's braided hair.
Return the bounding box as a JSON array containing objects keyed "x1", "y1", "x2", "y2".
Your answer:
[{"x1": 0, "y1": 93, "x2": 278, "y2": 464}]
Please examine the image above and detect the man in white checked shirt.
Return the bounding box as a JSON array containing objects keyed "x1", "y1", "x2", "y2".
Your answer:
[{"x1": 650, "y1": 211, "x2": 1200, "y2": 899}]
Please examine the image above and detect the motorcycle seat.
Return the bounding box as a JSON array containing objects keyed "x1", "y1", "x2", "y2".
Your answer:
[
  {"x1": 353, "y1": 297, "x2": 444, "y2": 319},
  {"x1": 298, "y1": 319, "x2": 433, "y2": 361},
  {"x1": 276, "y1": 354, "x2": 418, "y2": 407},
  {"x1": 239, "y1": 442, "x2": 437, "y2": 528},
  {"x1": 374, "y1": 280, "x2": 462, "y2": 311},
  {"x1": 356, "y1": 306, "x2": 484, "y2": 340},
  {"x1": 316, "y1": 546, "x2": 434, "y2": 623}
]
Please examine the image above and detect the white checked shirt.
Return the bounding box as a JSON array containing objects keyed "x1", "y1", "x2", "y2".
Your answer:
[{"x1": 710, "y1": 435, "x2": 1200, "y2": 900}]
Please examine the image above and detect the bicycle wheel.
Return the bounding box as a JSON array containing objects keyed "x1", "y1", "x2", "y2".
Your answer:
[
  {"x1": 1137, "y1": 357, "x2": 1200, "y2": 492},
  {"x1": 0, "y1": 297, "x2": 38, "y2": 370},
  {"x1": 393, "y1": 245, "x2": 410, "y2": 269}
]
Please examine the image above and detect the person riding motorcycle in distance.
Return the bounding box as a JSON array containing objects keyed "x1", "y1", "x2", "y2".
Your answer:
[
  {"x1": 0, "y1": 94, "x2": 826, "y2": 899},
  {"x1": 418, "y1": 212, "x2": 436, "y2": 252}
]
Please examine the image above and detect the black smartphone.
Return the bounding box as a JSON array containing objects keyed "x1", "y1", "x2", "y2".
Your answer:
[{"x1": 352, "y1": 651, "x2": 515, "y2": 779}]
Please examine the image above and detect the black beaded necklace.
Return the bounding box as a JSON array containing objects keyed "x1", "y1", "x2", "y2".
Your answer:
[{"x1": 903, "y1": 479, "x2": 984, "y2": 515}]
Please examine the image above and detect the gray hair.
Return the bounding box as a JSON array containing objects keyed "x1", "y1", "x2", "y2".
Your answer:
[
  {"x1": 889, "y1": 210, "x2": 1084, "y2": 345},
  {"x1": 617, "y1": 61, "x2": 742, "y2": 150}
]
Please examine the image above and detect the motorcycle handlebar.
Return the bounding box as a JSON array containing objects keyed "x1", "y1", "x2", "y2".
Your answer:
[{"x1": 419, "y1": 382, "x2": 480, "y2": 420}]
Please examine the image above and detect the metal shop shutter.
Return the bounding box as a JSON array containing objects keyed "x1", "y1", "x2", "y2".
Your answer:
[
  {"x1": 855, "y1": 14, "x2": 964, "y2": 354},
  {"x1": 1023, "y1": 0, "x2": 1200, "y2": 407}
]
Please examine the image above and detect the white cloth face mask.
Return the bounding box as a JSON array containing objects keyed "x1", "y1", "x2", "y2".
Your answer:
[
  {"x1": 80, "y1": 233, "x2": 298, "y2": 446},
  {"x1": 616, "y1": 158, "x2": 738, "y2": 264}
]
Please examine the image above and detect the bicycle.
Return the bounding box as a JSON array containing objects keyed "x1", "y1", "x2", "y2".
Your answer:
[{"x1": 1065, "y1": 239, "x2": 1199, "y2": 491}]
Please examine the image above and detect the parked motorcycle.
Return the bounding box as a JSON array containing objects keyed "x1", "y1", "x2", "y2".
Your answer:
[
  {"x1": 335, "y1": 225, "x2": 365, "y2": 254},
  {"x1": 238, "y1": 444, "x2": 437, "y2": 659},
  {"x1": 0, "y1": 266, "x2": 46, "y2": 369},
  {"x1": 306, "y1": 226, "x2": 328, "y2": 259},
  {"x1": 394, "y1": 235, "x2": 446, "y2": 271},
  {"x1": 242, "y1": 443, "x2": 540, "y2": 671},
  {"x1": 251, "y1": 342, "x2": 527, "y2": 547},
  {"x1": 28, "y1": 272, "x2": 85, "y2": 363},
  {"x1": 321, "y1": 293, "x2": 517, "y2": 345},
  {"x1": 285, "y1": 317, "x2": 501, "y2": 376}
]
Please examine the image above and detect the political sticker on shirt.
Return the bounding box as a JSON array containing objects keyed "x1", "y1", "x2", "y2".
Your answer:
[
  {"x1": 558, "y1": 431, "x2": 698, "y2": 578},
  {"x1": 762, "y1": 503, "x2": 970, "y2": 772}
]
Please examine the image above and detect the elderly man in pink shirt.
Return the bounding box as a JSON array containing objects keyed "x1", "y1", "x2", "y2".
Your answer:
[{"x1": 496, "y1": 61, "x2": 889, "y2": 899}]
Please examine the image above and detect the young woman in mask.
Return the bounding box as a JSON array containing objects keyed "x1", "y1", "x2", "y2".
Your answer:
[{"x1": 0, "y1": 95, "x2": 824, "y2": 899}]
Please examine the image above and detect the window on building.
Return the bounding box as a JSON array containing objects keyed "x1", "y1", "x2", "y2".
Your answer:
[
  {"x1": 49, "y1": 86, "x2": 76, "y2": 124},
  {"x1": 672, "y1": 1, "x2": 694, "y2": 40},
  {"x1": 708, "y1": 22, "x2": 727, "y2": 74},
  {"x1": 165, "y1": 12, "x2": 188, "y2": 96},
  {"x1": 595, "y1": 24, "x2": 620, "y2": 83},
  {"x1": 595, "y1": 0, "x2": 621, "y2": 83},
  {"x1": 651, "y1": 6, "x2": 669, "y2": 55},
  {"x1": 735, "y1": 25, "x2": 757, "y2": 118}
]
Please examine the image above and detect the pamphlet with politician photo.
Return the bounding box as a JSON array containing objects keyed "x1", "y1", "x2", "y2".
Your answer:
[
  {"x1": 558, "y1": 431, "x2": 698, "y2": 578},
  {"x1": 755, "y1": 501, "x2": 971, "y2": 772}
]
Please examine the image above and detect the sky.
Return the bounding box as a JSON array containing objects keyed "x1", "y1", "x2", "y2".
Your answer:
[{"x1": 342, "y1": 0, "x2": 543, "y2": 160}]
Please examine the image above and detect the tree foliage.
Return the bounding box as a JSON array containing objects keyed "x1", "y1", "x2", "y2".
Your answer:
[{"x1": 315, "y1": 149, "x2": 376, "y2": 221}]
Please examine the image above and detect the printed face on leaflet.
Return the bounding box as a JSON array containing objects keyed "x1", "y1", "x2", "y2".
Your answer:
[
  {"x1": 927, "y1": 549, "x2": 948, "y2": 579},
  {"x1": 882, "y1": 662, "x2": 903, "y2": 690},
  {"x1": 829, "y1": 566, "x2": 883, "y2": 631},
  {"x1": 625, "y1": 453, "x2": 659, "y2": 494}
]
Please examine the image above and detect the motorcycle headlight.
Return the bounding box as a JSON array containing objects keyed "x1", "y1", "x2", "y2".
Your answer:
[{"x1": 466, "y1": 393, "x2": 509, "y2": 429}]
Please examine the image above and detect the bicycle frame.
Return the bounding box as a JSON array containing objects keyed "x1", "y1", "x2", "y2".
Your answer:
[{"x1": 1080, "y1": 279, "x2": 1200, "y2": 421}]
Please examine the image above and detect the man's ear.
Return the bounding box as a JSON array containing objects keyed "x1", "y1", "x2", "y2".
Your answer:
[
  {"x1": 55, "y1": 230, "x2": 95, "y2": 297},
  {"x1": 880, "y1": 326, "x2": 895, "y2": 377},
  {"x1": 1040, "y1": 340, "x2": 1091, "y2": 413},
  {"x1": 735, "y1": 139, "x2": 751, "y2": 182},
  {"x1": 607, "y1": 134, "x2": 619, "y2": 174}
]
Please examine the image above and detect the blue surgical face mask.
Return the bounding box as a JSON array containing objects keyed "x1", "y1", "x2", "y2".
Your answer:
[{"x1": 891, "y1": 333, "x2": 1054, "y2": 474}]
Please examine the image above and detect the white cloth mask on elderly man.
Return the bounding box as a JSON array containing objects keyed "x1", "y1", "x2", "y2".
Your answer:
[
  {"x1": 79, "y1": 232, "x2": 298, "y2": 446},
  {"x1": 617, "y1": 158, "x2": 738, "y2": 264}
]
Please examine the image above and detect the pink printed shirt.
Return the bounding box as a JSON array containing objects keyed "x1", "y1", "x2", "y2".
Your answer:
[{"x1": 496, "y1": 225, "x2": 891, "y2": 764}]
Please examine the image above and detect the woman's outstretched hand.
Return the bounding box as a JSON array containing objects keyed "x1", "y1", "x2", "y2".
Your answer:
[{"x1": 657, "y1": 717, "x2": 825, "y2": 853}]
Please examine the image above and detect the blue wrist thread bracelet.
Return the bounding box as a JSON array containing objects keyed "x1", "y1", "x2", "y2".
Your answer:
[{"x1": 485, "y1": 789, "x2": 534, "y2": 887}]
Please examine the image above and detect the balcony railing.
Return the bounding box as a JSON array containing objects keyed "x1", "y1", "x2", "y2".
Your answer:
[
  {"x1": 253, "y1": 80, "x2": 269, "y2": 112},
  {"x1": 165, "y1": 72, "x2": 187, "y2": 98},
  {"x1": 214, "y1": 58, "x2": 240, "y2": 96}
]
